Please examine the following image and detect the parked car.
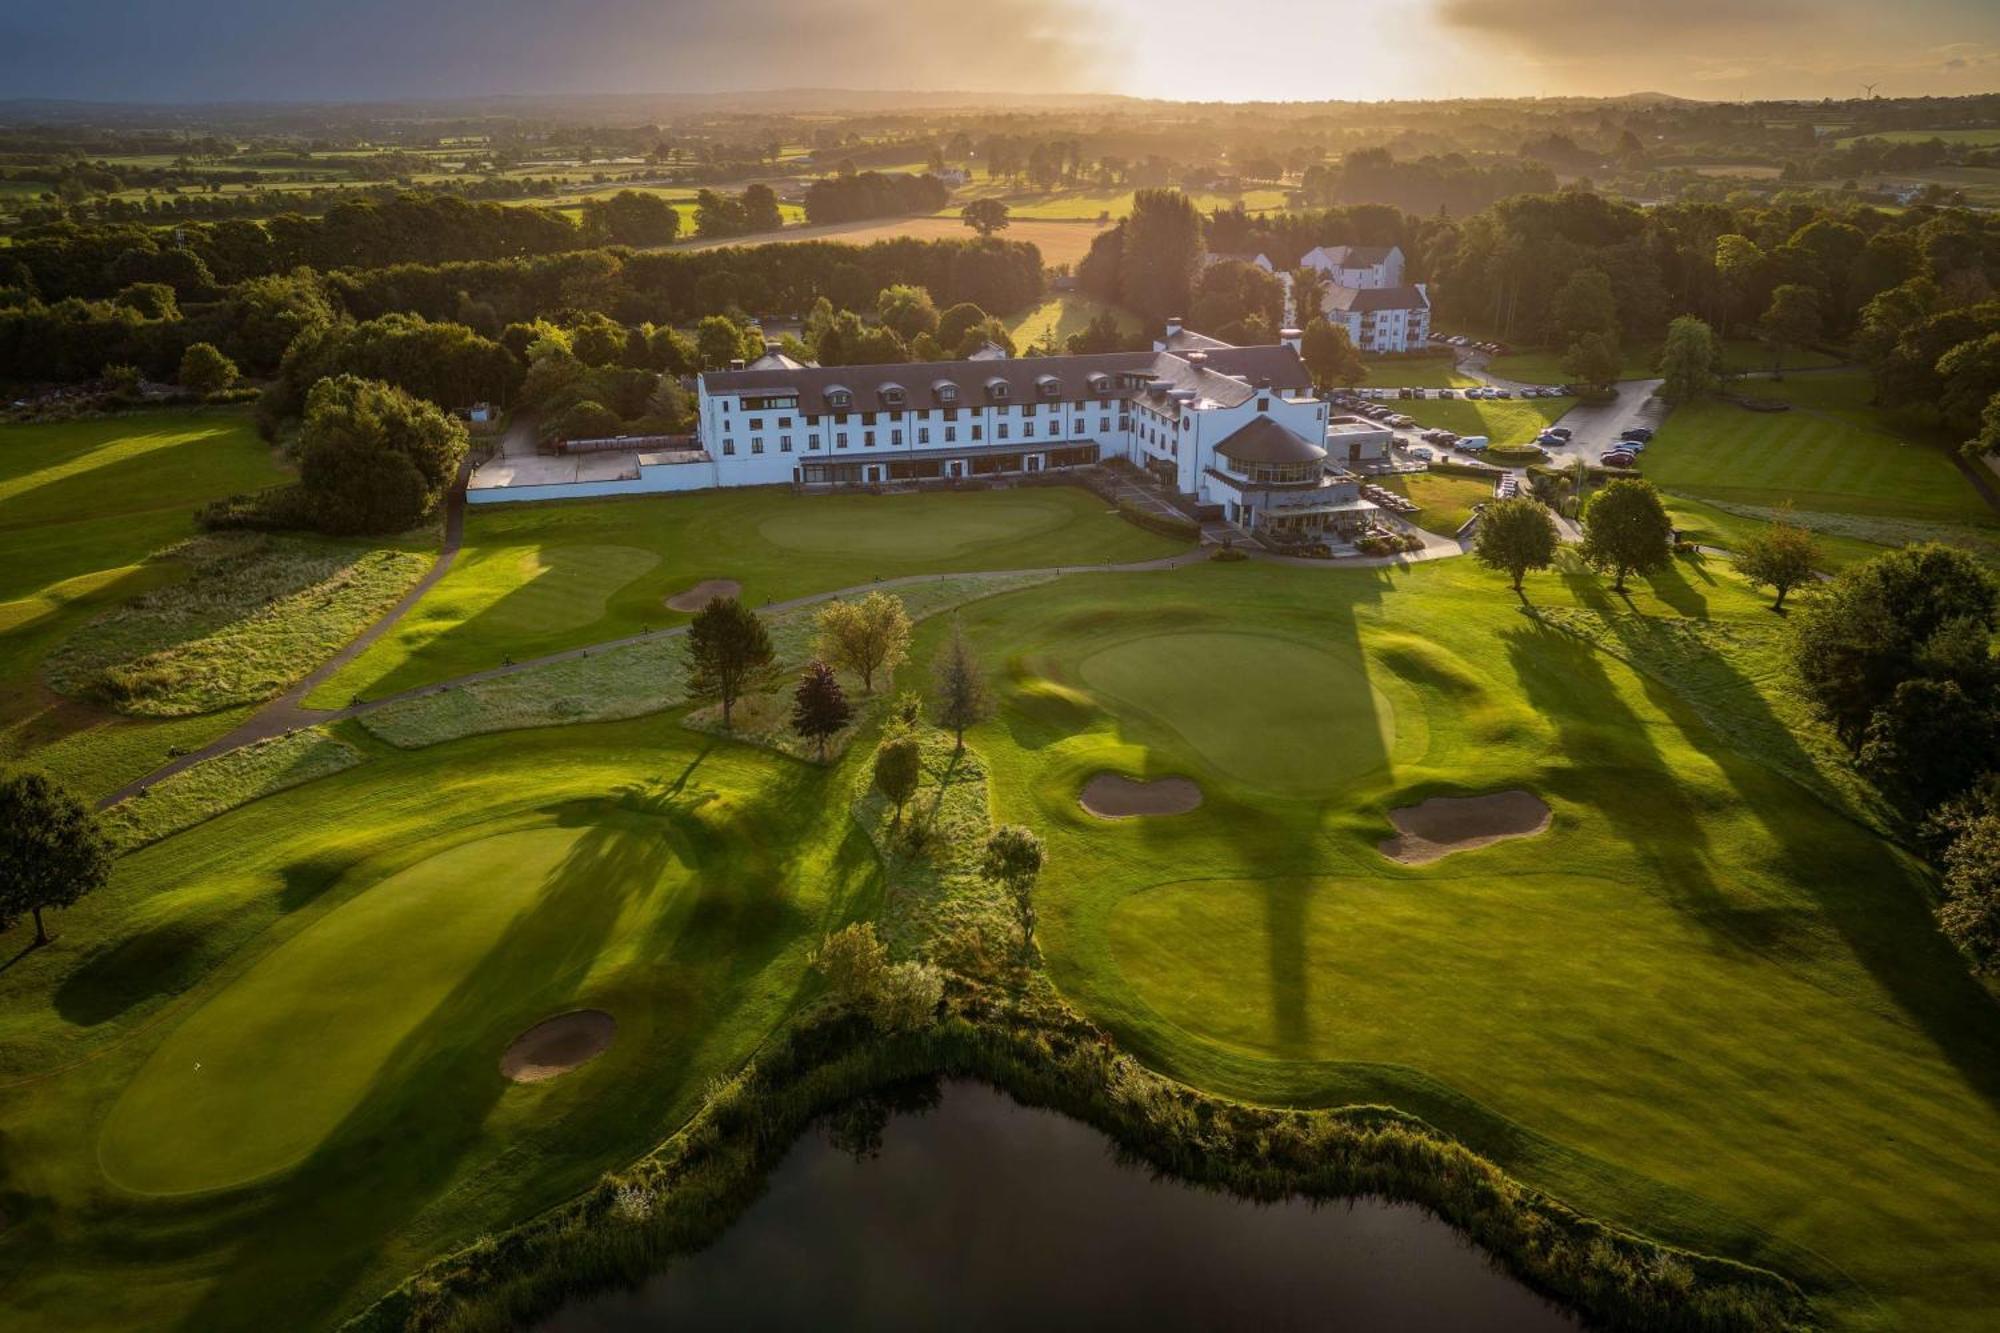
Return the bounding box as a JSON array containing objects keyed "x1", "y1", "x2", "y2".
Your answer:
[
  {"x1": 1547, "y1": 427, "x2": 1573, "y2": 441},
  {"x1": 1492, "y1": 388, "x2": 1512, "y2": 399},
  {"x1": 1617, "y1": 439, "x2": 1647, "y2": 453},
  {"x1": 1409, "y1": 446, "x2": 1434, "y2": 462},
  {"x1": 1621, "y1": 426, "x2": 1655, "y2": 442},
  {"x1": 1600, "y1": 449, "x2": 1637, "y2": 467},
  {"x1": 1458, "y1": 435, "x2": 1491, "y2": 453}
]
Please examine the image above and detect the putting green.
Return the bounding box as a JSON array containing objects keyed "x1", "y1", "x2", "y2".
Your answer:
[
  {"x1": 755, "y1": 494, "x2": 1087, "y2": 560},
  {"x1": 1077, "y1": 632, "x2": 1394, "y2": 796},
  {"x1": 97, "y1": 824, "x2": 690, "y2": 1196}
]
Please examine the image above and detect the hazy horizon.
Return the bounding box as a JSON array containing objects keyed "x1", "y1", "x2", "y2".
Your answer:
[{"x1": 2, "y1": 0, "x2": 1995, "y2": 108}]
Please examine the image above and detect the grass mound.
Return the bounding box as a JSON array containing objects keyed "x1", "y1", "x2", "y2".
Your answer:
[{"x1": 44, "y1": 533, "x2": 431, "y2": 716}]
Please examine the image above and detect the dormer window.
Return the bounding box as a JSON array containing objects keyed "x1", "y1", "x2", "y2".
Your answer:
[
  {"x1": 986, "y1": 378, "x2": 1010, "y2": 402},
  {"x1": 932, "y1": 379, "x2": 958, "y2": 405},
  {"x1": 880, "y1": 383, "x2": 906, "y2": 408},
  {"x1": 826, "y1": 386, "x2": 852, "y2": 410},
  {"x1": 1037, "y1": 375, "x2": 1061, "y2": 399}
]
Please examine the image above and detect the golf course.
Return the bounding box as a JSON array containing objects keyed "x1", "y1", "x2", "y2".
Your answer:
[{"x1": 3, "y1": 402, "x2": 1999, "y2": 1332}]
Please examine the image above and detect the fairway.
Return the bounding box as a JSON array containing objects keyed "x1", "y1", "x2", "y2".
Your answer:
[
  {"x1": 98, "y1": 825, "x2": 691, "y2": 1194},
  {"x1": 309, "y1": 485, "x2": 1182, "y2": 704},
  {"x1": 1644, "y1": 373, "x2": 1996, "y2": 528},
  {"x1": 955, "y1": 559, "x2": 2000, "y2": 1332},
  {"x1": 1078, "y1": 632, "x2": 1394, "y2": 796}
]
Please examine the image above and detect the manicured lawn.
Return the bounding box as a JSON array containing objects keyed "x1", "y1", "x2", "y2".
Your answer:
[
  {"x1": 936, "y1": 557, "x2": 2000, "y2": 1332},
  {"x1": 1644, "y1": 373, "x2": 1997, "y2": 527},
  {"x1": 0, "y1": 714, "x2": 873, "y2": 1330},
  {"x1": 1375, "y1": 471, "x2": 1497, "y2": 536},
  {"x1": 1005, "y1": 293, "x2": 1141, "y2": 351},
  {"x1": 0, "y1": 410, "x2": 294, "y2": 795},
  {"x1": 306, "y1": 486, "x2": 1183, "y2": 705},
  {"x1": 1401, "y1": 395, "x2": 1573, "y2": 444},
  {"x1": 1359, "y1": 356, "x2": 1479, "y2": 389},
  {"x1": 1487, "y1": 339, "x2": 1843, "y2": 385}
]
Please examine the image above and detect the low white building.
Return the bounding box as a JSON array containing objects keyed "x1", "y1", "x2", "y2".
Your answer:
[{"x1": 1300, "y1": 244, "x2": 1406, "y2": 289}]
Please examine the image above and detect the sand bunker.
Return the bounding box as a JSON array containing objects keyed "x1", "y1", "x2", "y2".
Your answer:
[
  {"x1": 1379, "y1": 790, "x2": 1551, "y2": 864},
  {"x1": 500, "y1": 1010, "x2": 616, "y2": 1083},
  {"x1": 665, "y1": 578, "x2": 742, "y2": 612},
  {"x1": 1079, "y1": 772, "x2": 1204, "y2": 819}
]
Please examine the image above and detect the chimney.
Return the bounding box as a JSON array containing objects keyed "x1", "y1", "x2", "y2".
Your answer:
[
  {"x1": 1164, "y1": 315, "x2": 1183, "y2": 339},
  {"x1": 729, "y1": 358, "x2": 745, "y2": 371},
  {"x1": 1279, "y1": 327, "x2": 1303, "y2": 354}
]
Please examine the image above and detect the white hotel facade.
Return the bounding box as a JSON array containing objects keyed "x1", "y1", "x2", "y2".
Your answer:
[{"x1": 473, "y1": 322, "x2": 1380, "y2": 538}]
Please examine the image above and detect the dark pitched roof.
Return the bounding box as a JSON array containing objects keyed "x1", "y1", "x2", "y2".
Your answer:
[
  {"x1": 1212, "y1": 416, "x2": 1327, "y2": 465},
  {"x1": 701, "y1": 344, "x2": 1309, "y2": 412},
  {"x1": 1320, "y1": 283, "x2": 1431, "y2": 314},
  {"x1": 1334, "y1": 245, "x2": 1396, "y2": 266}
]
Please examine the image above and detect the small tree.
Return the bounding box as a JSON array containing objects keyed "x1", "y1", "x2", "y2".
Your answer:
[
  {"x1": 791, "y1": 660, "x2": 852, "y2": 761},
  {"x1": 1580, "y1": 478, "x2": 1674, "y2": 593},
  {"x1": 931, "y1": 622, "x2": 994, "y2": 752},
  {"x1": 1736, "y1": 516, "x2": 1819, "y2": 611},
  {"x1": 981, "y1": 824, "x2": 1045, "y2": 951},
  {"x1": 178, "y1": 341, "x2": 239, "y2": 395},
  {"x1": 0, "y1": 769, "x2": 113, "y2": 947},
  {"x1": 1473, "y1": 497, "x2": 1559, "y2": 593},
  {"x1": 812, "y1": 922, "x2": 942, "y2": 1032},
  {"x1": 686, "y1": 597, "x2": 773, "y2": 729},
  {"x1": 813, "y1": 591, "x2": 911, "y2": 694},
  {"x1": 1562, "y1": 330, "x2": 1622, "y2": 392},
  {"x1": 1300, "y1": 317, "x2": 1365, "y2": 390},
  {"x1": 1658, "y1": 315, "x2": 1721, "y2": 404},
  {"x1": 873, "y1": 735, "x2": 923, "y2": 824},
  {"x1": 1938, "y1": 810, "x2": 2000, "y2": 975},
  {"x1": 960, "y1": 199, "x2": 1011, "y2": 237}
]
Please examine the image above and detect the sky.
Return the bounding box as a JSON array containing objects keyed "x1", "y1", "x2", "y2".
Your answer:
[{"x1": 1, "y1": 0, "x2": 1996, "y2": 105}]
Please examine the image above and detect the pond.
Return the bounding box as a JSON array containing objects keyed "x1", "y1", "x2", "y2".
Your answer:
[{"x1": 541, "y1": 1080, "x2": 1577, "y2": 1331}]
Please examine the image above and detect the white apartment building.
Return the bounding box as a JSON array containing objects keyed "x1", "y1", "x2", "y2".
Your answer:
[{"x1": 1203, "y1": 243, "x2": 1430, "y2": 353}]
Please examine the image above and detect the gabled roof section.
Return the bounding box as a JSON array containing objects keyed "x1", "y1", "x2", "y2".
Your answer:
[{"x1": 1320, "y1": 283, "x2": 1430, "y2": 314}]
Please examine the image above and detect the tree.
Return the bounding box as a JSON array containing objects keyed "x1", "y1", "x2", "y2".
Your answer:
[
  {"x1": 1579, "y1": 478, "x2": 1674, "y2": 593},
  {"x1": 1562, "y1": 330, "x2": 1621, "y2": 392},
  {"x1": 1791, "y1": 544, "x2": 2000, "y2": 750},
  {"x1": 177, "y1": 341, "x2": 238, "y2": 395},
  {"x1": 1735, "y1": 515, "x2": 1819, "y2": 611},
  {"x1": 812, "y1": 922, "x2": 942, "y2": 1032},
  {"x1": 1758, "y1": 284, "x2": 1822, "y2": 378},
  {"x1": 695, "y1": 314, "x2": 758, "y2": 370},
  {"x1": 1065, "y1": 310, "x2": 1129, "y2": 355},
  {"x1": 686, "y1": 597, "x2": 774, "y2": 729},
  {"x1": 298, "y1": 374, "x2": 468, "y2": 536},
  {"x1": 1658, "y1": 315, "x2": 1721, "y2": 404},
  {"x1": 1300, "y1": 317, "x2": 1365, "y2": 390},
  {"x1": 873, "y1": 735, "x2": 923, "y2": 825},
  {"x1": 1938, "y1": 809, "x2": 2000, "y2": 975},
  {"x1": 1549, "y1": 267, "x2": 1619, "y2": 345},
  {"x1": 936, "y1": 301, "x2": 988, "y2": 350},
  {"x1": 791, "y1": 660, "x2": 853, "y2": 761},
  {"x1": 1474, "y1": 497, "x2": 1559, "y2": 592},
  {"x1": 1857, "y1": 678, "x2": 1999, "y2": 815},
  {"x1": 1288, "y1": 266, "x2": 1327, "y2": 325},
  {"x1": 1190, "y1": 260, "x2": 1284, "y2": 336},
  {"x1": 0, "y1": 768, "x2": 112, "y2": 947},
  {"x1": 875, "y1": 284, "x2": 939, "y2": 342},
  {"x1": 1118, "y1": 188, "x2": 1204, "y2": 320},
  {"x1": 981, "y1": 824, "x2": 1045, "y2": 951},
  {"x1": 813, "y1": 591, "x2": 912, "y2": 693},
  {"x1": 931, "y1": 621, "x2": 993, "y2": 752},
  {"x1": 1713, "y1": 233, "x2": 1769, "y2": 336},
  {"x1": 741, "y1": 184, "x2": 783, "y2": 233},
  {"x1": 960, "y1": 198, "x2": 1011, "y2": 237}
]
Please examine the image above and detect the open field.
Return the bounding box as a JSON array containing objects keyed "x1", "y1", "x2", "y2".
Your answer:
[
  {"x1": 1375, "y1": 471, "x2": 1496, "y2": 536},
  {"x1": 1643, "y1": 373, "x2": 1997, "y2": 533},
  {"x1": 667, "y1": 213, "x2": 1108, "y2": 267},
  {"x1": 942, "y1": 185, "x2": 1290, "y2": 221},
  {"x1": 949, "y1": 556, "x2": 2000, "y2": 1333},
  {"x1": 1359, "y1": 355, "x2": 1479, "y2": 388},
  {"x1": 0, "y1": 410, "x2": 295, "y2": 795},
  {"x1": 1835, "y1": 128, "x2": 2000, "y2": 146},
  {"x1": 304, "y1": 485, "x2": 1183, "y2": 706}
]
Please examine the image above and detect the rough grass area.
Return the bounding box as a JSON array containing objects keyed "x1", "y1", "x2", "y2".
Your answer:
[
  {"x1": 1401, "y1": 395, "x2": 1574, "y2": 444},
  {"x1": 1678, "y1": 496, "x2": 2000, "y2": 564},
  {"x1": 43, "y1": 533, "x2": 433, "y2": 716},
  {"x1": 308, "y1": 486, "x2": 1170, "y2": 706},
  {"x1": 1005, "y1": 293, "x2": 1141, "y2": 350},
  {"x1": 1376, "y1": 471, "x2": 1496, "y2": 536},
  {"x1": 102, "y1": 728, "x2": 363, "y2": 852},
  {"x1": 1645, "y1": 373, "x2": 1995, "y2": 527},
  {"x1": 358, "y1": 573, "x2": 1053, "y2": 749}
]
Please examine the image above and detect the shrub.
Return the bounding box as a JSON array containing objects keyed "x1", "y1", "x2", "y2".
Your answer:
[
  {"x1": 298, "y1": 374, "x2": 467, "y2": 535},
  {"x1": 178, "y1": 341, "x2": 238, "y2": 395}
]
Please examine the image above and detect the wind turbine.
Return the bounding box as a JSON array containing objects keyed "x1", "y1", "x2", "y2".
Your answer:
[{"x1": 1860, "y1": 82, "x2": 1879, "y2": 100}]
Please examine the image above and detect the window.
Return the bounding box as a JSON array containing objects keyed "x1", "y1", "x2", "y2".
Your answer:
[
  {"x1": 1257, "y1": 397, "x2": 1269, "y2": 412},
  {"x1": 972, "y1": 424, "x2": 983, "y2": 441},
  {"x1": 836, "y1": 432, "x2": 849, "y2": 449},
  {"x1": 863, "y1": 411, "x2": 877, "y2": 426},
  {"x1": 864, "y1": 431, "x2": 876, "y2": 447},
  {"x1": 918, "y1": 428, "x2": 930, "y2": 444},
  {"x1": 805, "y1": 413, "x2": 820, "y2": 426},
  {"x1": 780, "y1": 435, "x2": 793, "y2": 452},
  {"x1": 748, "y1": 417, "x2": 763, "y2": 430},
  {"x1": 751, "y1": 438, "x2": 764, "y2": 454},
  {"x1": 945, "y1": 427, "x2": 956, "y2": 443},
  {"x1": 1024, "y1": 421, "x2": 1035, "y2": 438},
  {"x1": 998, "y1": 423, "x2": 1009, "y2": 440},
  {"x1": 808, "y1": 433, "x2": 821, "y2": 450},
  {"x1": 1100, "y1": 417, "x2": 1110, "y2": 432},
  {"x1": 891, "y1": 430, "x2": 903, "y2": 446},
  {"x1": 834, "y1": 412, "x2": 849, "y2": 425},
  {"x1": 776, "y1": 416, "x2": 792, "y2": 429},
  {"x1": 723, "y1": 440, "x2": 736, "y2": 455}
]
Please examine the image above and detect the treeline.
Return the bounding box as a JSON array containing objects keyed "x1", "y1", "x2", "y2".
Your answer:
[
  {"x1": 1299, "y1": 150, "x2": 1560, "y2": 219},
  {"x1": 0, "y1": 231, "x2": 1044, "y2": 386},
  {"x1": 802, "y1": 172, "x2": 949, "y2": 226}
]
